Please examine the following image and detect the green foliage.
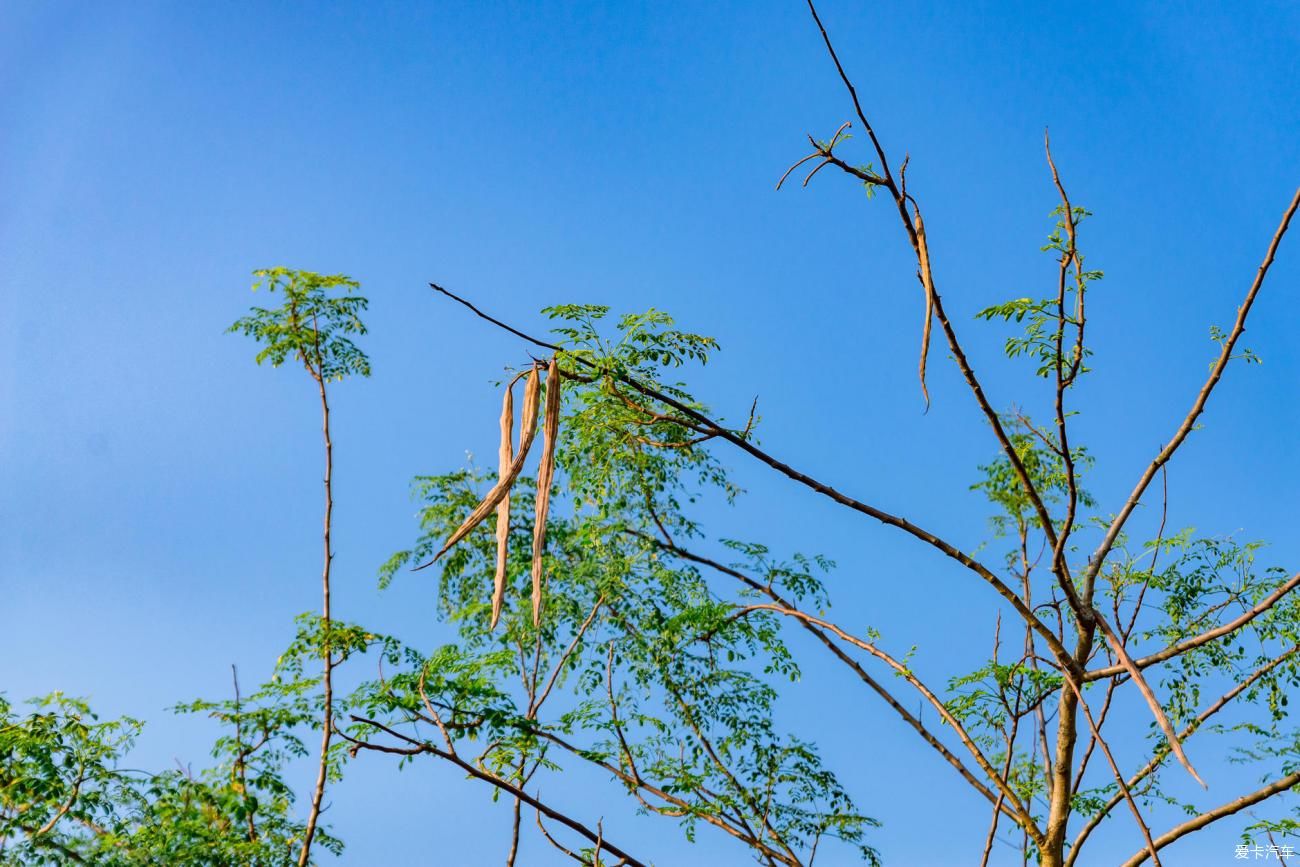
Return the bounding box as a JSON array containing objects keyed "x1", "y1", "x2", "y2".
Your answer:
[
  {"x1": 0, "y1": 611, "x2": 407, "y2": 865},
  {"x1": 546, "y1": 305, "x2": 741, "y2": 536},
  {"x1": 1140, "y1": 536, "x2": 1300, "y2": 737},
  {"x1": 227, "y1": 268, "x2": 371, "y2": 382},
  {"x1": 366, "y1": 307, "x2": 878, "y2": 863},
  {"x1": 977, "y1": 204, "x2": 1100, "y2": 379},
  {"x1": 970, "y1": 415, "x2": 1094, "y2": 539},
  {"x1": 0, "y1": 693, "x2": 142, "y2": 864},
  {"x1": 0, "y1": 689, "x2": 340, "y2": 865},
  {"x1": 1210, "y1": 324, "x2": 1263, "y2": 368},
  {"x1": 946, "y1": 661, "x2": 1063, "y2": 735},
  {"x1": 544, "y1": 305, "x2": 718, "y2": 374}
]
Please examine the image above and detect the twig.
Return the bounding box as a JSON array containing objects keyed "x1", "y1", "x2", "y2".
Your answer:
[{"x1": 346, "y1": 716, "x2": 647, "y2": 867}]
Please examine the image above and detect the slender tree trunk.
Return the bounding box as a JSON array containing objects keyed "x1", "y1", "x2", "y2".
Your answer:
[
  {"x1": 298, "y1": 375, "x2": 334, "y2": 867},
  {"x1": 1040, "y1": 629, "x2": 1094, "y2": 867},
  {"x1": 506, "y1": 792, "x2": 522, "y2": 866}
]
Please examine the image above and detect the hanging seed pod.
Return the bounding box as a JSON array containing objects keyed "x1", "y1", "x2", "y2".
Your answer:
[
  {"x1": 490, "y1": 383, "x2": 514, "y2": 629},
  {"x1": 914, "y1": 207, "x2": 935, "y2": 411},
  {"x1": 531, "y1": 357, "x2": 561, "y2": 626},
  {"x1": 414, "y1": 366, "x2": 541, "y2": 570}
]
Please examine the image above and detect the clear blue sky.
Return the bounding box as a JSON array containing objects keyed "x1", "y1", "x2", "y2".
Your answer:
[{"x1": 2, "y1": 2, "x2": 1298, "y2": 864}]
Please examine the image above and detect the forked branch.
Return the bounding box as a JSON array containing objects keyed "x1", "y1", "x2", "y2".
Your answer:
[{"x1": 343, "y1": 716, "x2": 647, "y2": 867}]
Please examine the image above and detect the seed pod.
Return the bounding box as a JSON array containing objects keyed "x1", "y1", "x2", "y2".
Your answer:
[
  {"x1": 414, "y1": 366, "x2": 541, "y2": 570},
  {"x1": 531, "y1": 357, "x2": 561, "y2": 626},
  {"x1": 491, "y1": 383, "x2": 514, "y2": 629},
  {"x1": 1098, "y1": 620, "x2": 1206, "y2": 788},
  {"x1": 914, "y1": 207, "x2": 935, "y2": 412}
]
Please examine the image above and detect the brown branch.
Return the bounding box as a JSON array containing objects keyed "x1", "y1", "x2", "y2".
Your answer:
[
  {"x1": 346, "y1": 716, "x2": 647, "y2": 867},
  {"x1": 800, "y1": 0, "x2": 1086, "y2": 626},
  {"x1": 29, "y1": 776, "x2": 82, "y2": 839},
  {"x1": 531, "y1": 595, "x2": 605, "y2": 716},
  {"x1": 533, "y1": 727, "x2": 794, "y2": 864},
  {"x1": 978, "y1": 771, "x2": 1009, "y2": 867},
  {"x1": 604, "y1": 642, "x2": 642, "y2": 784},
  {"x1": 1044, "y1": 134, "x2": 1086, "y2": 619},
  {"x1": 979, "y1": 685, "x2": 1016, "y2": 867},
  {"x1": 536, "y1": 806, "x2": 590, "y2": 864},
  {"x1": 732, "y1": 602, "x2": 1042, "y2": 839},
  {"x1": 1119, "y1": 771, "x2": 1300, "y2": 867},
  {"x1": 1064, "y1": 676, "x2": 1162, "y2": 866},
  {"x1": 1044, "y1": 130, "x2": 1088, "y2": 389},
  {"x1": 1093, "y1": 615, "x2": 1205, "y2": 787},
  {"x1": 416, "y1": 666, "x2": 457, "y2": 755},
  {"x1": 801, "y1": 0, "x2": 895, "y2": 189},
  {"x1": 630, "y1": 528, "x2": 1033, "y2": 834},
  {"x1": 658, "y1": 674, "x2": 802, "y2": 864},
  {"x1": 1123, "y1": 466, "x2": 1169, "y2": 643},
  {"x1": 507, "y1": 760, "x2": 524, "y2": 867},
  {"x1": 1070, "y1": 674, "x2": 1120, "y2": 801},
  {"x1": 298, "y1": 321, "x2": 335, "y2": 867},
  {"x1": 1086, "y1": 571, "x2": 1300, "y2": 680},
  {"x1": 1082, "y1": 185, "x2": 1300, "y2": 599},
  {"x1": 609, "y1": 382, "x2": 712, "y2": 435},
  {"x1": 1066, "y1": 644, "x2": 1300, "y2": 864}
]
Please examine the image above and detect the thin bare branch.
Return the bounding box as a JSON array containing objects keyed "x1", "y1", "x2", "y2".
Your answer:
[
  {"x1": 347, "y1": 716, "x2": 647, "y2": 867},
  {"x1": 800, "y1": 0, "x2": 1083, "y2": 623},
  {"x1": 1067, "y1": 644, "x2": 1300, "y2": 864},
  {"x1": 1083, "y1": 186, "x2": 1300, "y2": 598},
  {"x1": 1094, "y1": 616, "x2": 1205, "y2": 787},
  {"x1": 531, "y1": 595, "x2": 604, "y2": 716},
  {"x1": 299, "y1": 325, "x2": 335, "y2": 867},
  {"x1": 733, "y1": 602, "x2": 1042, "y2": 839},
  {"x1": 1119, "y1": 771, "x2": 1300, "y2": 867}
]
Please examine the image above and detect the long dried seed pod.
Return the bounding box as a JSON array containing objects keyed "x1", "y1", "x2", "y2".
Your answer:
[
  {"x1": 490, "y1": 383, "x2": 514, "y2": 629},
  {"x1": 914, "y1": 207, "x2": 935, "y2": 412},
  {"x1": 414, "y1": 366, "x2": 541, "y2": 570},
  {"x1": 531, "y1": 357, "x2": 561, "y2": 626}
]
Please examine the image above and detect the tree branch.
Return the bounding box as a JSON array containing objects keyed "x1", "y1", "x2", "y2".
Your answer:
[
  {"x1": 345, "y1": 716, "x2": 647, "y2": 867},
  {"x1": 1119, "y1": 771, "x2": 1300, "y2": 867},
  {"x1": 631, "y1": 528, "x2": 1036, "y2": 835},
  {"x1": 1082, "y1": 185, "x2": 1300, "y2": 598},
  {"x1": 430, "y1": 281, "x2": 1078, "y2": 674},
  {"x1": 1066, "y1": 644, "x2": 1300, "y2": 865},
  {"x1": 1086, "y1": 572, "x2": 1300, "y2": 681}
]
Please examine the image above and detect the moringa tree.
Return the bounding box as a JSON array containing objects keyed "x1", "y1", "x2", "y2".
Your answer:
[
  {"x1": 227, "y1": 267, "x2": 372, "y2": 866},
  {"x1": 347, "y1": 3, "x2": 1300, "y2": 865},
  {"x1": 0, "y1": 674, "x2": 346, "y2": 864},
  {"x1": 0, "y1": 269, "x2": 381, "y2": 866},
  {"x1": 3, "y1": 6, "x2": 1296, "y2": 866},
  {"x1": 351, "y1": 317, "x2": 877, "y2": 865}
]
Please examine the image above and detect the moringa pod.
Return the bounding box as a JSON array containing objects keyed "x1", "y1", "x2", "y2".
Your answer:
[
  {"x1": 531, "y1": 357, "x2": 561, "y2": 626},
  {"x1": 414, "y1": 365, "x2": 541, "y2": 571},
  {"x1": 490, "y1": 381, "x2": 515, "y2": 629}
]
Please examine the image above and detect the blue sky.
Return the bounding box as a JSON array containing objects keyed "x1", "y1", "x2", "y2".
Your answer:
[{"x1": 2, "y1": 1, "x2": 1298, "y2": 864}]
